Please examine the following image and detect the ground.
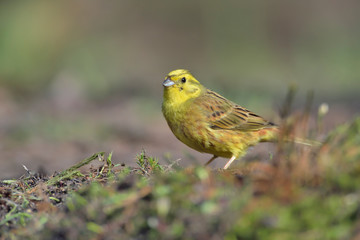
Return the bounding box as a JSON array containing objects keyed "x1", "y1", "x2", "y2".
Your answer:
[{"x1": 1, "y1": 117, "x2": 359, "y2": 239}]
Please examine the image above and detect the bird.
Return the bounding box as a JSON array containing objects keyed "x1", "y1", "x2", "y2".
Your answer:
[{"x1": 162, "y1": 69, "x2": 279, "y2": 169}]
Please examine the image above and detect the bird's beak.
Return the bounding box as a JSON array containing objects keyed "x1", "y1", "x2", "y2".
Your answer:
[{"x1": 163, "y1": 78, "x2": 175, "y2": 87}]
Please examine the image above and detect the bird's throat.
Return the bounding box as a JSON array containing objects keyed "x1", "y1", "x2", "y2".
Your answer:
[{"x1": 163, "y1": 87, "x2": 190, "y2": 107}]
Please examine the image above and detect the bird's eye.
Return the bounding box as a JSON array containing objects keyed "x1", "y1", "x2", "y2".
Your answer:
[{"x1": 181, "y1": 77, "x2": 186, "y2": 83}]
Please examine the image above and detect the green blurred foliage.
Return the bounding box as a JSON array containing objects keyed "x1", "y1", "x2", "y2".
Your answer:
[{"x1": 0, "y1": 0, "x2": 359, "y2": 102}]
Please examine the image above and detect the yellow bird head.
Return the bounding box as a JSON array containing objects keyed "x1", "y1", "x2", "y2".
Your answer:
[{"x1": 163, "y1": 69, "x2": 205, "y2": 105}]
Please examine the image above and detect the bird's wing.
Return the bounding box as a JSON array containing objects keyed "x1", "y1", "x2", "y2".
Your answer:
[{"x1": 197, "y1": 90, "x2": 275, "y2": 131}]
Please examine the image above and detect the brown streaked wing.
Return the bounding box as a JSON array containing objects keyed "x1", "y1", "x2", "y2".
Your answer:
[{"x1": 197, "y1": 89, "x2": 275, "y2": 131}]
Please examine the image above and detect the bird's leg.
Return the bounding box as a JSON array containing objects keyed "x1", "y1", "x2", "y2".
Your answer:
[
  {"x1": 205, "y1": 155, "x2": 218, "y2": 166},
  {"x1": 223, "y1": 156, "x2": 236, "y2": 169}
]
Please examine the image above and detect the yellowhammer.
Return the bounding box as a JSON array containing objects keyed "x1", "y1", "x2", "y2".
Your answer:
[{"x1": 162, "y1": 69, "x2": 279, "y2": 169}]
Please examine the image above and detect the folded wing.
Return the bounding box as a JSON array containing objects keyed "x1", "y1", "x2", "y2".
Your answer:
[{"x1": 198, "y1": 90, "x2": 275, "y2": 131}]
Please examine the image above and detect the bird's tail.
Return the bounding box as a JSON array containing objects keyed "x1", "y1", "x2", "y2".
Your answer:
[
  {"x1": 260, "y1": 127, "x2": 321, "y2": 147},
  {"x1": 286, "y1": 136, "x2": 322, "y2": 147}
]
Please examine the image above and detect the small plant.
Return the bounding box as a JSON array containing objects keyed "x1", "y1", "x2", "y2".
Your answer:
[{"x1": 136, "y1": 150, "x2": 164, "y2": 175}]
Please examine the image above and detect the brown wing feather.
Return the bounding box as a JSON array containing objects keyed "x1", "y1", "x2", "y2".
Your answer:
[{"x1": 197, "y1": 90, "x2": 275, "y2": 131}]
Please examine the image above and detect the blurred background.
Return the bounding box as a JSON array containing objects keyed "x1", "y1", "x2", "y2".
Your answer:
[{"x1": 0, "y1": 0, "x2": 359, "y2": 178}]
